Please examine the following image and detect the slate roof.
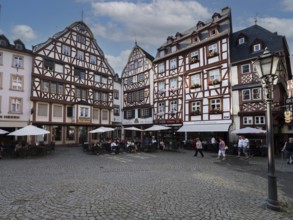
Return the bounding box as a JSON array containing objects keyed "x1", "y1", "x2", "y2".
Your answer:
[{"x1": 230, "y1": 25, "x2": 287, "y2": 64}]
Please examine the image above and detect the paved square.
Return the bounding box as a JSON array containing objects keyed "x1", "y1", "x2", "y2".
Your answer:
[{"x1": 0, "y1": 147, "x2": 292, "y2": 219}]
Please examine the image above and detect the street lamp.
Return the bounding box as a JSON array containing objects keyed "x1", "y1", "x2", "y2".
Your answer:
[{"x1": 252, "y1": 48, "x2": 281, "y2": 211}]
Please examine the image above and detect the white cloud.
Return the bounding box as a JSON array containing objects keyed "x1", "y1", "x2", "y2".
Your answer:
[
  {"x1": 281, "y1": 0, "x2": 293, "y2": 12},
  {"x1": 105, "y1": 49, "x2": 132, "y2": 75},
  {"x1": 90, "y1": 0, "x2": 210, "y2": 46},
  {"x1": 11, "y1": 25, "x2": 37, "y2": 41}
]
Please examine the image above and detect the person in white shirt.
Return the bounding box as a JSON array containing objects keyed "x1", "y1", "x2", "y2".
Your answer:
[
  {"x1": 242, "y1": 136, "x2": 250, "y2": 159},
  {"x1": 237, "y1": 136, "x2": 244, "y2": 158}
]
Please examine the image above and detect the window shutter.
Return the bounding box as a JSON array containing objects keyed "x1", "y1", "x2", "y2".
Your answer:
[
  {"x1": 67, "y1": 107, "x2": 73, "y2": 117},
  {"x1": 149, "y1": 108, "x2": 152, "y2": 117},
  {"x1": 132, "y1": 110, "x2": 135, "y2": 118},
  {"x1": 138, "y1": 109, "x2": 141, "y2": 118},
  {"x1": 124, "y1": 111, "x2": 127, "y2": 119}
]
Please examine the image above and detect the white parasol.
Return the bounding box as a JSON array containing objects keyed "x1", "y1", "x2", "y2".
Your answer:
[
  {"x1": 144, "y1": 125, "x2": 171, "y2": 131},
  {"x1": 124, "y1": 126, "x2": 144, "y2": 131},
  {"x1": 89, "y1": 126, "x2": 115, "y2": 133},
  {"x1": 8, "y1": 125, "x2": 50, "y2": 136}
]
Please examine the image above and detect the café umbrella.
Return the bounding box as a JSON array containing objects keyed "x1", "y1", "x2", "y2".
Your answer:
[
  {"x1": 232, "y1": 127, "x2": 266, "y2": 134},
  {"x1": 8, "y1": 125, "x2": 50, "y2": 136},
  {"x1": 89, "y1": 126, "x2": 115, "y2": 133},
  {"x1": 0, "y1": 129, "x2": 9, "y2": 134},
  {"x1": 144, "y1": 125, "x2": 171, "y2": 131},
  {"x1": 124, "y1": 126, "x2": 144, "y2": 131}
]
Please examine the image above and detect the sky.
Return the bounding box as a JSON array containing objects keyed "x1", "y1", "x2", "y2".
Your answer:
[{"x1": 0, "y1": 0, "x2": 293, "y2": 75}]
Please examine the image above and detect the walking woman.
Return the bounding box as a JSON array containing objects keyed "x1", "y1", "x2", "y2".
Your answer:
[
  {"x1": 194, "y1": 138, "x2": 204, "y2": 157},
  {"x1": 217, "y1": 137, "x2": 226, "y2": 160}
]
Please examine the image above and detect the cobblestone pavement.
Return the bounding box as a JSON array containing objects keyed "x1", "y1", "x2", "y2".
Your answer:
[{"x1": 0, "y1": 147, "x2": 292, "y2": 220}]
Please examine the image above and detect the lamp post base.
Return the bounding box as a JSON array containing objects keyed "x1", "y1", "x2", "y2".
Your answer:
[{"x1": 267, "y1": 199, "x2": 280, "y2": 211}]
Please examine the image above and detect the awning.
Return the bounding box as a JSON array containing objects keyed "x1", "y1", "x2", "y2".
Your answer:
[{"x1": 177, "y1": 123, "x2": 230, "y2": 132}]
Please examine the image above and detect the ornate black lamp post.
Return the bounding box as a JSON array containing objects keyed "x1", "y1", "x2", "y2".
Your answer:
[{"x1": 252, "y1": 48, "x2": 280, "y2": 211}]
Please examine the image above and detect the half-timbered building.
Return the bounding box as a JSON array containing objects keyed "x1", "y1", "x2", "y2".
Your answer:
[
  {"x1": 0, "y1": 36, "x2": 33, "y2": 143},
  {"x1": 121, "y1": 43, "x2": 154, "y2": 140},
  {"x1": 154, "y1": 7, "x2": 232, "y2": 143},
  {"x1": 31, "y1": 21, "x2": 115, "y2": 146},
  {"x1": 230, "y1": 24, "x2": 292, "y2": 147}
]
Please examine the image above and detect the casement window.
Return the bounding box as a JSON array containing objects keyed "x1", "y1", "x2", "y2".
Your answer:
[
  {"x1": 94, "y1": 91, "x2": 100, "y2": 101},
  {"x1": 208, "y1": 43, "x2": 218, "y2": 57},
  {"x1": 94, "y1": 74, "x2": 101, "y2": 82},
  {"x1": 53, "y1": 105, "x2": 62, "y2": 117},
  {"x1": 253, "y1": 43, "x2": 261, "y2": 52},
  {"x1": 58, "y1": 84, "x2": 64, "y2": 95},
  {"x1": 242, "y1": 89, "x2": 251, "y2": 101},
  {"x1": 210, "y1": 29, "x2": 216, "y2": 36},
  {"x1": 158, "y1": 81, "x2": 165, "y2": 92},
  {"x1": 43, "y1": 81, "x2": 49, "y2": 92},
  {"x1": 101, "y1": 77, "x2": 107, "y2": 84},
  {"x1": 243, "y1": 116, "x2": 253, "y2": 125},
  {"x1": 102, "y1": 110, "x2": 108, "y2": 120},
  {"x1": 76, "y1": 35, "x2": 85, "y2": 44},
  {"x1": 208, "y1": 69, "x2": 221, "y2": 82},
  {"x1": 10, "y1": 97, "x2": 22, "y2": 113},
  {"x1": 114, "y1": 106, "x2": 120, "y2": 116},
  {"x1": 0, "y1": 52, "x2": 3, "y2": 65},
  {"x1": 66, "y1": 126, "x2": 75, "y2": 141},
  {"x1": 210, "y1": 98, "x2": 221, "y2": 111},
  {"x1": 158, "y1": 63, "x2": 165, "y2": 73},
  {"x1": 139, "y1": 90, "x2": 144, "y2": 101},
  {"x1": 134, "y1": 60, "x2": 142, "y2": 69},
  {"x1": 171, "y1": 45, "x2": 177, "y2": 53},
  {"x1": 170, "y1": 100, "x2": 177, "y2": 112},
  {"x1": 101, "y1": 92, "x2": 108, "y2": 102},
  {"x1": 252, "y1": 88, "x2": 261, "y2": 100},
  {"x1": 127, "y1": 93, "x2": 132, "y2": 103},
  {"x1": 169, "y1": 78, "x2": 177, "y2": 89},
  {"x1": 77, "y1": 50, "x2": 84, "y2": 60},
  {"x1": 190, "y1": 74, "x2": 201, "y2": 86},
  {"x1": 51, "y1": 82, "x2": 57, "y2": 94},
  {"x1": 55, "y1": 63, "x2": 64, "y2": 73},
  {"x1": 11, "y1": 75, "x2": 23, "y2": 91},
  {"x1": 76, "y1": 88, "x2": 87, "y2": 99},
  {"x1": 62, "y1": 45, "x2": 70, "y2": 56},
  {"x1": 80, "y1": 107, "x2": 89, "y2": 117},
  {"x1": 243, "y1": 88, "x2": 261, "y2": 101},
  {"x1": 141, "y1": 108, "x2": 151, "y2": 117},
  {"x1": 241, "y1": 64, "x2": 250, "y2": 74},
  {"x1": 44, "y1": 59, "x2": 54, "y2": 71},
  {"x1": 238, "y1": 37, "x2": 245, "y2": 45},
  {"x1": 38, "y1": 103, "x2": 48, "y2": 116},
  {"x1": 74, "y1": 68, "x2": 86, "y2": 80},
  {"x1": 137, "y1": 73, "x2": 144, "y2": 82},
  {"x1": 255, "y1": 116, "x2": 265, "y2": 124},
  {"x1": 114, "y1": 90, "x2": 119, "y2": 99},
  {"x1": 170, "y1": 58, "x2": 177, "y2": 69},
  {"x1": 158, "y1": 102, "x2": 165, "y2": 114},
  {"x1": 126, "y1": 110, "x2": 134, "y2": 119},
  {"x1": 93, "y1": 108, "x2": 99, "y2": 120},
  {"x1": 190, "y1": 50, "x2": 199, "y2": 63},
  {"x1": 13, "y1": 55, "x2": 23, "y2": 68},
  {"x1": 191, "y1": 101, "x2": 201, "y2": 112},
  {"x1": 90, "y1": 55, "x2": 96, "y2": 65}
]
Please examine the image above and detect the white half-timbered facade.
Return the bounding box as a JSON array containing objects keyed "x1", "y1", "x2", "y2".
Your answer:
[
  {"x1": 31, "y1": 21, "x2": 115, "y2": 145},
  {"x1": 121, "y1": 43, "x2": 154, "y2": 139},
  {"x1": 154, "y1": 7, "x2": 232, "y2": 142}
]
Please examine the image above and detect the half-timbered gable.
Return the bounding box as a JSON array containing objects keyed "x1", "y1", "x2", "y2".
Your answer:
[
  {"x1": 31, "y1": 21, "x2": 115, "y2": 145},
  {"x1": 230, "y1": 24, "x2": 292, "y2": 142},
  {"x1": 121, "y1": 43, "x2": 154, "y2": 132}
]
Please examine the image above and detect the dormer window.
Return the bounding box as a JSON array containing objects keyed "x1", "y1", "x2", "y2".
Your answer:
[
  {"x1": 238, "y1": 37, "x2": 245, "y2": 45},
  {"x1": 197, "y1": 21, "x2": 205, "y2": 29},
  {"x1": 171, "y1": 45, "x2": 177, "y2": 53},
  {"x1": 253, "y1": 43, "x2": 261, "y2": 52},
  {"x1": 210, "y1": 29, "x2": 216, "y2": 37},
  {"x1": 15, "y1": 43, "x2": 24, "y2": 50}
]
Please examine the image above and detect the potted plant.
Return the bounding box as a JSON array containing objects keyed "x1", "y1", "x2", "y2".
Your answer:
[
  {"x1": 191, "y1": 110, "x2": 201, "y2": 115},
  {"x1": 190, "y1": 83, "x2": 201, "y2": 89}
]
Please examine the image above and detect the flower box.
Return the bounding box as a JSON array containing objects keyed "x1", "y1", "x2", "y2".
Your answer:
[
  {"x1": 209, "y1": 109, "x2": 222, "y2": 114},
  {"x1": 190, "y1": 84, "x2": 201, "y2": 89},
  {"x1": 190, "y1": 110, "x2": 201, "y2": 115}
]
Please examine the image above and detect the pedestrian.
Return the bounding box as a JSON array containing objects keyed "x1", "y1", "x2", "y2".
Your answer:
[
  {"x1": 194, "y1": 138, "x2": 204, "y2": 157},
  {"x1": 282, "y1": 137, "x2": 293, "y2": 164},
  {"x1": 242, "y1": 136, "x2": 250, "y2": 159},
  {"x1": 217, "y1": 137, "x2": 226, "y2": 160},
  {"x1": 237, "y1": 135, "x2": 243, "y2": 158}
]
